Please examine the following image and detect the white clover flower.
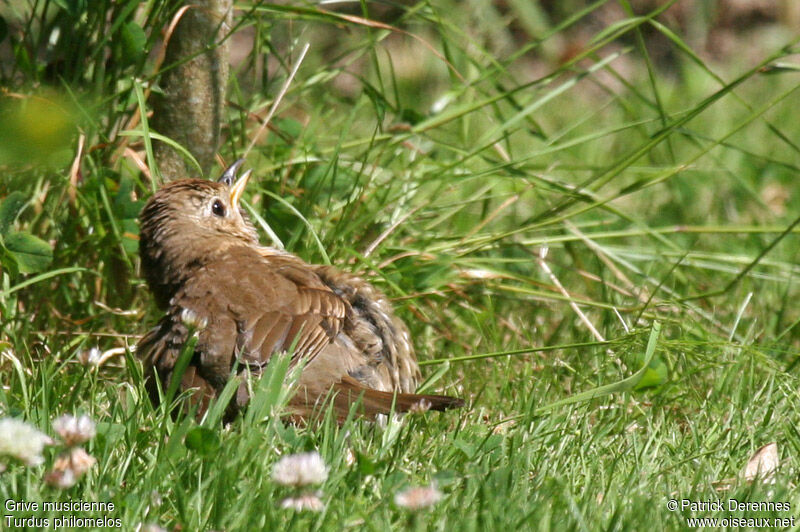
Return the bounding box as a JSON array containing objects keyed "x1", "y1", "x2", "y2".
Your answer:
[
  {"x1": 44, "y1": 467, "x2": 77, "y2": 489},
  {"x1": 394, "y1": 484, "x2": 442, "y2": 510},
  {"x1": 45, "y1": 447, "x2": 96, "y2": 489},
  {"x1": 271, "y1": 451, "x2": 329, "y2": 487},
  {"x1": 52, "y1": 414, "x2": 96, "y2": 447},
  {"x1": 280, "y1": 492, "x2": 324, "y2": 512},
  {"x1": 0, "y1": 417, "x2": 53, "y2": 466},
  {"x1": 62, "y1": 447, "x2": 97, "y2": 476}
]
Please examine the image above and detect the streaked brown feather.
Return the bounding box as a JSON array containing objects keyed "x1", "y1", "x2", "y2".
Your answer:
[{"x1": 137, "y1": 177, "x2": 464, "y2": 422}]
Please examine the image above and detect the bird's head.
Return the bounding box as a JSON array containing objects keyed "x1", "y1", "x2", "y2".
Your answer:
[{"x1": 138, "y1": 160, "x2": 259, "y2": 307}]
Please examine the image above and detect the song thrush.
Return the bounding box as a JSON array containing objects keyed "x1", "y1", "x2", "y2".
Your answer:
[{"x1": 137, "y1": 160, "x2": 464, "y2": 421}]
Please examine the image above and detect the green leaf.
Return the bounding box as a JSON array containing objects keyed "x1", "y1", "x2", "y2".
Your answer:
[
  {"x1": 453, "y1": 438, "x2": 477, "y2": 459},
  {"x1": 121, "y1": 21, "x2": 147, "y2": 64},
  {"x1": 356, "y1": 451, "x2": 376, "y2": 475},
  {"x1": 113, "y1": 176, "x2": 143, "y2": 218},
  {"x1": 632, "y1": 357, "x2": 668, "y2": 391},
  {"x1": 113, "y1": 176, "x2": 143, "y2": 254},
  {"x1": 184, "y1": 427, "x2": 221, "y2": 457},
  {"x1": 163, "y1": 417, "x2": 193, "y2": 461},
  {"x1": 120, "y1": 220, "x2": 139, "y2": 255},
  {"x1": 4, "y1": 232, "x2": 53, "y2": 273},
  {"x1": 95, "y1": 422, "x2": 126, "y2": 448},
  {"x1": 0, "y1": 246, "x2": 20, "y2": 278},
  {"x1": 0, "y1": 191, "x2": 27, "y2": 236}
]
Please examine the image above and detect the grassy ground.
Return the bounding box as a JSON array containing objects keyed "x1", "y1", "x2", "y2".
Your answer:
[{"x1": 3, "y1": 1, "x2": 800, "y2": 530}]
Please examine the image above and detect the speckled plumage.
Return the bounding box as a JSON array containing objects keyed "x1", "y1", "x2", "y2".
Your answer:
[{"x1": 137, "y1": 163, "x2": 463, "y2": 421}]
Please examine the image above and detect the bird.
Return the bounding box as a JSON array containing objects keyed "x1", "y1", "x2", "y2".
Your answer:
[{"x1": 137, "y1": 160, "x2": 464, "y2": 422}]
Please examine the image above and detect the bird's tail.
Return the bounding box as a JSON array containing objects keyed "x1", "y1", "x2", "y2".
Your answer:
[
  {"x1": 290, "y1": 375, "x2": 464, "y2": 423},
  {"x1": 339, "y1": 375, "x2": 464, "y2": 412}
]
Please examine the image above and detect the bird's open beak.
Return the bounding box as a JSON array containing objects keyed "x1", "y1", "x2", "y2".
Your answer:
[
  {"x1": 229, "y1": 169, "x2": 252, "y2": 209},
  {"x1": 219, "y1": 159, "x2": 252, "y2": 209}
]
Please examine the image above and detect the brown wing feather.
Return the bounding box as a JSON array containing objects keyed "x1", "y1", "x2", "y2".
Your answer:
[
  {"x1": 226, "y1": 252, "x2": 347, "y2": 365},
  {"x1": 139, "y1": 244, "x2": 464, "y2": 422},
  {"x1": 139, "y1": 245, "x2": 348, "y2": 397}
]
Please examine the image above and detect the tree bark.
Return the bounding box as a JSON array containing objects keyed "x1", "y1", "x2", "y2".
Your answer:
[{"x1": 152, "y1": 0, "x2": 232, "y2": 181}]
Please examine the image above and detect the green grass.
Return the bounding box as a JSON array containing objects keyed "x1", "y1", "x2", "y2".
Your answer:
[{"x1": 3, "y1": 1, "x2": 800, "y2": 529}]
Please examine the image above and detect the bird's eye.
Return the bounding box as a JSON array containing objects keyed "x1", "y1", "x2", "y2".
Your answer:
[{"x1": 211, "y1": 199, "x2": 226, "y2": 217}]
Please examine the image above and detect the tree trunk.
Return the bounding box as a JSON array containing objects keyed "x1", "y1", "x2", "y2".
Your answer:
[{"x1": 152, "y1": 0, "x2": 232, "y2": 181}]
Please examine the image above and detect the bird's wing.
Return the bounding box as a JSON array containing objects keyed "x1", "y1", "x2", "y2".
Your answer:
[
  {"x1": 171, "y1": 246, "x2": 347, "y2": 380},
  {"x1": 137, "y1": 245, "x2": 465, "y2": 421}
]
